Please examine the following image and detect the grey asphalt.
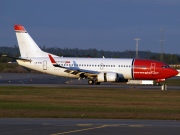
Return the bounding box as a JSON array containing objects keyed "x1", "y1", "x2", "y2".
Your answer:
[
  {"x1": 0, "y1": 73, "x2": 70, "y2": 84},
  {"x1": 0, "y1": 118, "x2": 180, "y2": 135}
]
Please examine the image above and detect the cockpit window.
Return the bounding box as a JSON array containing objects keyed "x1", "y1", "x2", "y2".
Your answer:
[{"x1": 162, "y1": 65, "x2": 170, "y2": 68}]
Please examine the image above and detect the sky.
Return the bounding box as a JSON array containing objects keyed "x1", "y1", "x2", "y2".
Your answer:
[{"x1": 0, "y1": 0, "x2": 180, "y2": 54}]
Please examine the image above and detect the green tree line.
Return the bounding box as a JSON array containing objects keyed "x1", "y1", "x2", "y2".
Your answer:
[{"x1": 0, "y1": 46, "x2": 180, "y2": 64}]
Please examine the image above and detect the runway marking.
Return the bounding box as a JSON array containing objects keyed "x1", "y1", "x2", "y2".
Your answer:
[
  {"x1": 51, "y1": 125, "x2": 107, "y2": 135},
  {"x1": 105, "y1": 124, "x2": 124, "y2": 127},
  {"x1": 77, "y1": 124, "x2": 92, "y2": 126},
  {"x1": 128, "y1": 124, "x2": 144, "y2": 127}
]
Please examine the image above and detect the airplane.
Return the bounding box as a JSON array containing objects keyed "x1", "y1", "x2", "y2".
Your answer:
[{"x1": 4, "y1": 25, "x2": 178, "y2": 85}]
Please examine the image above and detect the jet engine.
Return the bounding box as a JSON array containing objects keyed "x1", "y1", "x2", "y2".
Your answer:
[{"x1": 97, "y1": 72, "x2": 118, "y2": 82}]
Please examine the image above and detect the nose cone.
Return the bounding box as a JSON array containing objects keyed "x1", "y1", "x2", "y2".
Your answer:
[
  {"x1": 168, "y1": 68, "x2": 179, "y2": 78},
  {"x1": 174, "y1": 69, "x2": 179, "y2": 76}
]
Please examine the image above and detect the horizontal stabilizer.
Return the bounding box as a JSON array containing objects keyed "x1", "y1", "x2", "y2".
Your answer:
[{"x1": 2, "y1": 55, "x2": 32, "y2": 62}]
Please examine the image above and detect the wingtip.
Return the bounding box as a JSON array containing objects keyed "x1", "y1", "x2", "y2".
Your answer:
[{"x1": 14, "y1": 24, "x2": 26, "y2": 32}]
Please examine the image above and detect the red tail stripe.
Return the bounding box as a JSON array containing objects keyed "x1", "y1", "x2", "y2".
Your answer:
[{"x1": 14, "y1": 25, "x2": 26, "y2": 31}]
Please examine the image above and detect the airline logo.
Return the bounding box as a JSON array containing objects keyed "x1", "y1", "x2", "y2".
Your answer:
[
  {"x1": 65, "y1": 61, "x2": 70, "y2": 64},
  {"x1": 134, "y1": 71, "x2": 160, "y2": 75},
  {"x1": 48, "y1": 54, "x2": 70, "y2": 64}
]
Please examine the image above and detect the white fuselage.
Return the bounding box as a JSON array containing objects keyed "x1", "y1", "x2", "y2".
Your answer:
[{"x1": 17, "y1": 57, "x2": 133, "y2": 79}]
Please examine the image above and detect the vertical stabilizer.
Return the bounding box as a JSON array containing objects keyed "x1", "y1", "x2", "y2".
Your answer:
[{"x1": 14, "y1": 25, "x2": 48, "y2": 57}]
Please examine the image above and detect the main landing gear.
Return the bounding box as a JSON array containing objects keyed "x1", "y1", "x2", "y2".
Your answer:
[{"x1": 88, "y1": 79, "x2": 101, "y2": 85}]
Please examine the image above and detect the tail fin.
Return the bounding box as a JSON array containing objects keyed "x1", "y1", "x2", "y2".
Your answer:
[{"x1": 14, "y1": 25, "x2": 48, "y2": 58}]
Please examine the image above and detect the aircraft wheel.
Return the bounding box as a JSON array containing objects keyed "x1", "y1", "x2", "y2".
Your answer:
[{"x1": 88, "y1": 79, "x2": 94, "y2": 85}]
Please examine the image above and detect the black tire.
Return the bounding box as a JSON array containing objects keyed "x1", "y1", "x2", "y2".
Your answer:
[{"x1": 88, "y1": 79, "x2": 94, "y2": 85}]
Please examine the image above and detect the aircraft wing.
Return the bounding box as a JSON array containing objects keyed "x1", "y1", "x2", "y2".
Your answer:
[{"x1": 48, "y1": 54, "x2": 98, "y2": 78}]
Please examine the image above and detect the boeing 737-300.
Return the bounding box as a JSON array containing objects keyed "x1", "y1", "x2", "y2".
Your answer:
[{"x1": 3, "y1": 25, "x2": 178, "y2": 85}]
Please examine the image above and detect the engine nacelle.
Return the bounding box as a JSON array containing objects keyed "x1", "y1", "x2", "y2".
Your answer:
[{"x1": 97, "y1": 72, "x2": 118, "y2": 82}]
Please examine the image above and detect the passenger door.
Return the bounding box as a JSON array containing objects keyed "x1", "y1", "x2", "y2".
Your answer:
[{"x1": 43, "y1": 60, "x2": 47, "y2": 70}]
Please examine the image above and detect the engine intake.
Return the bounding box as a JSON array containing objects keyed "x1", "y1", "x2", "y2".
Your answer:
[{"x1": 97, "y1": 72, "x2": 118, "y2": 82}]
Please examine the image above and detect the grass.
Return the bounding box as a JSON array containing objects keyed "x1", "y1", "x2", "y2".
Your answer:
[{"x1": 0, "y1": 86, "x2": 180, "y2": 120}]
